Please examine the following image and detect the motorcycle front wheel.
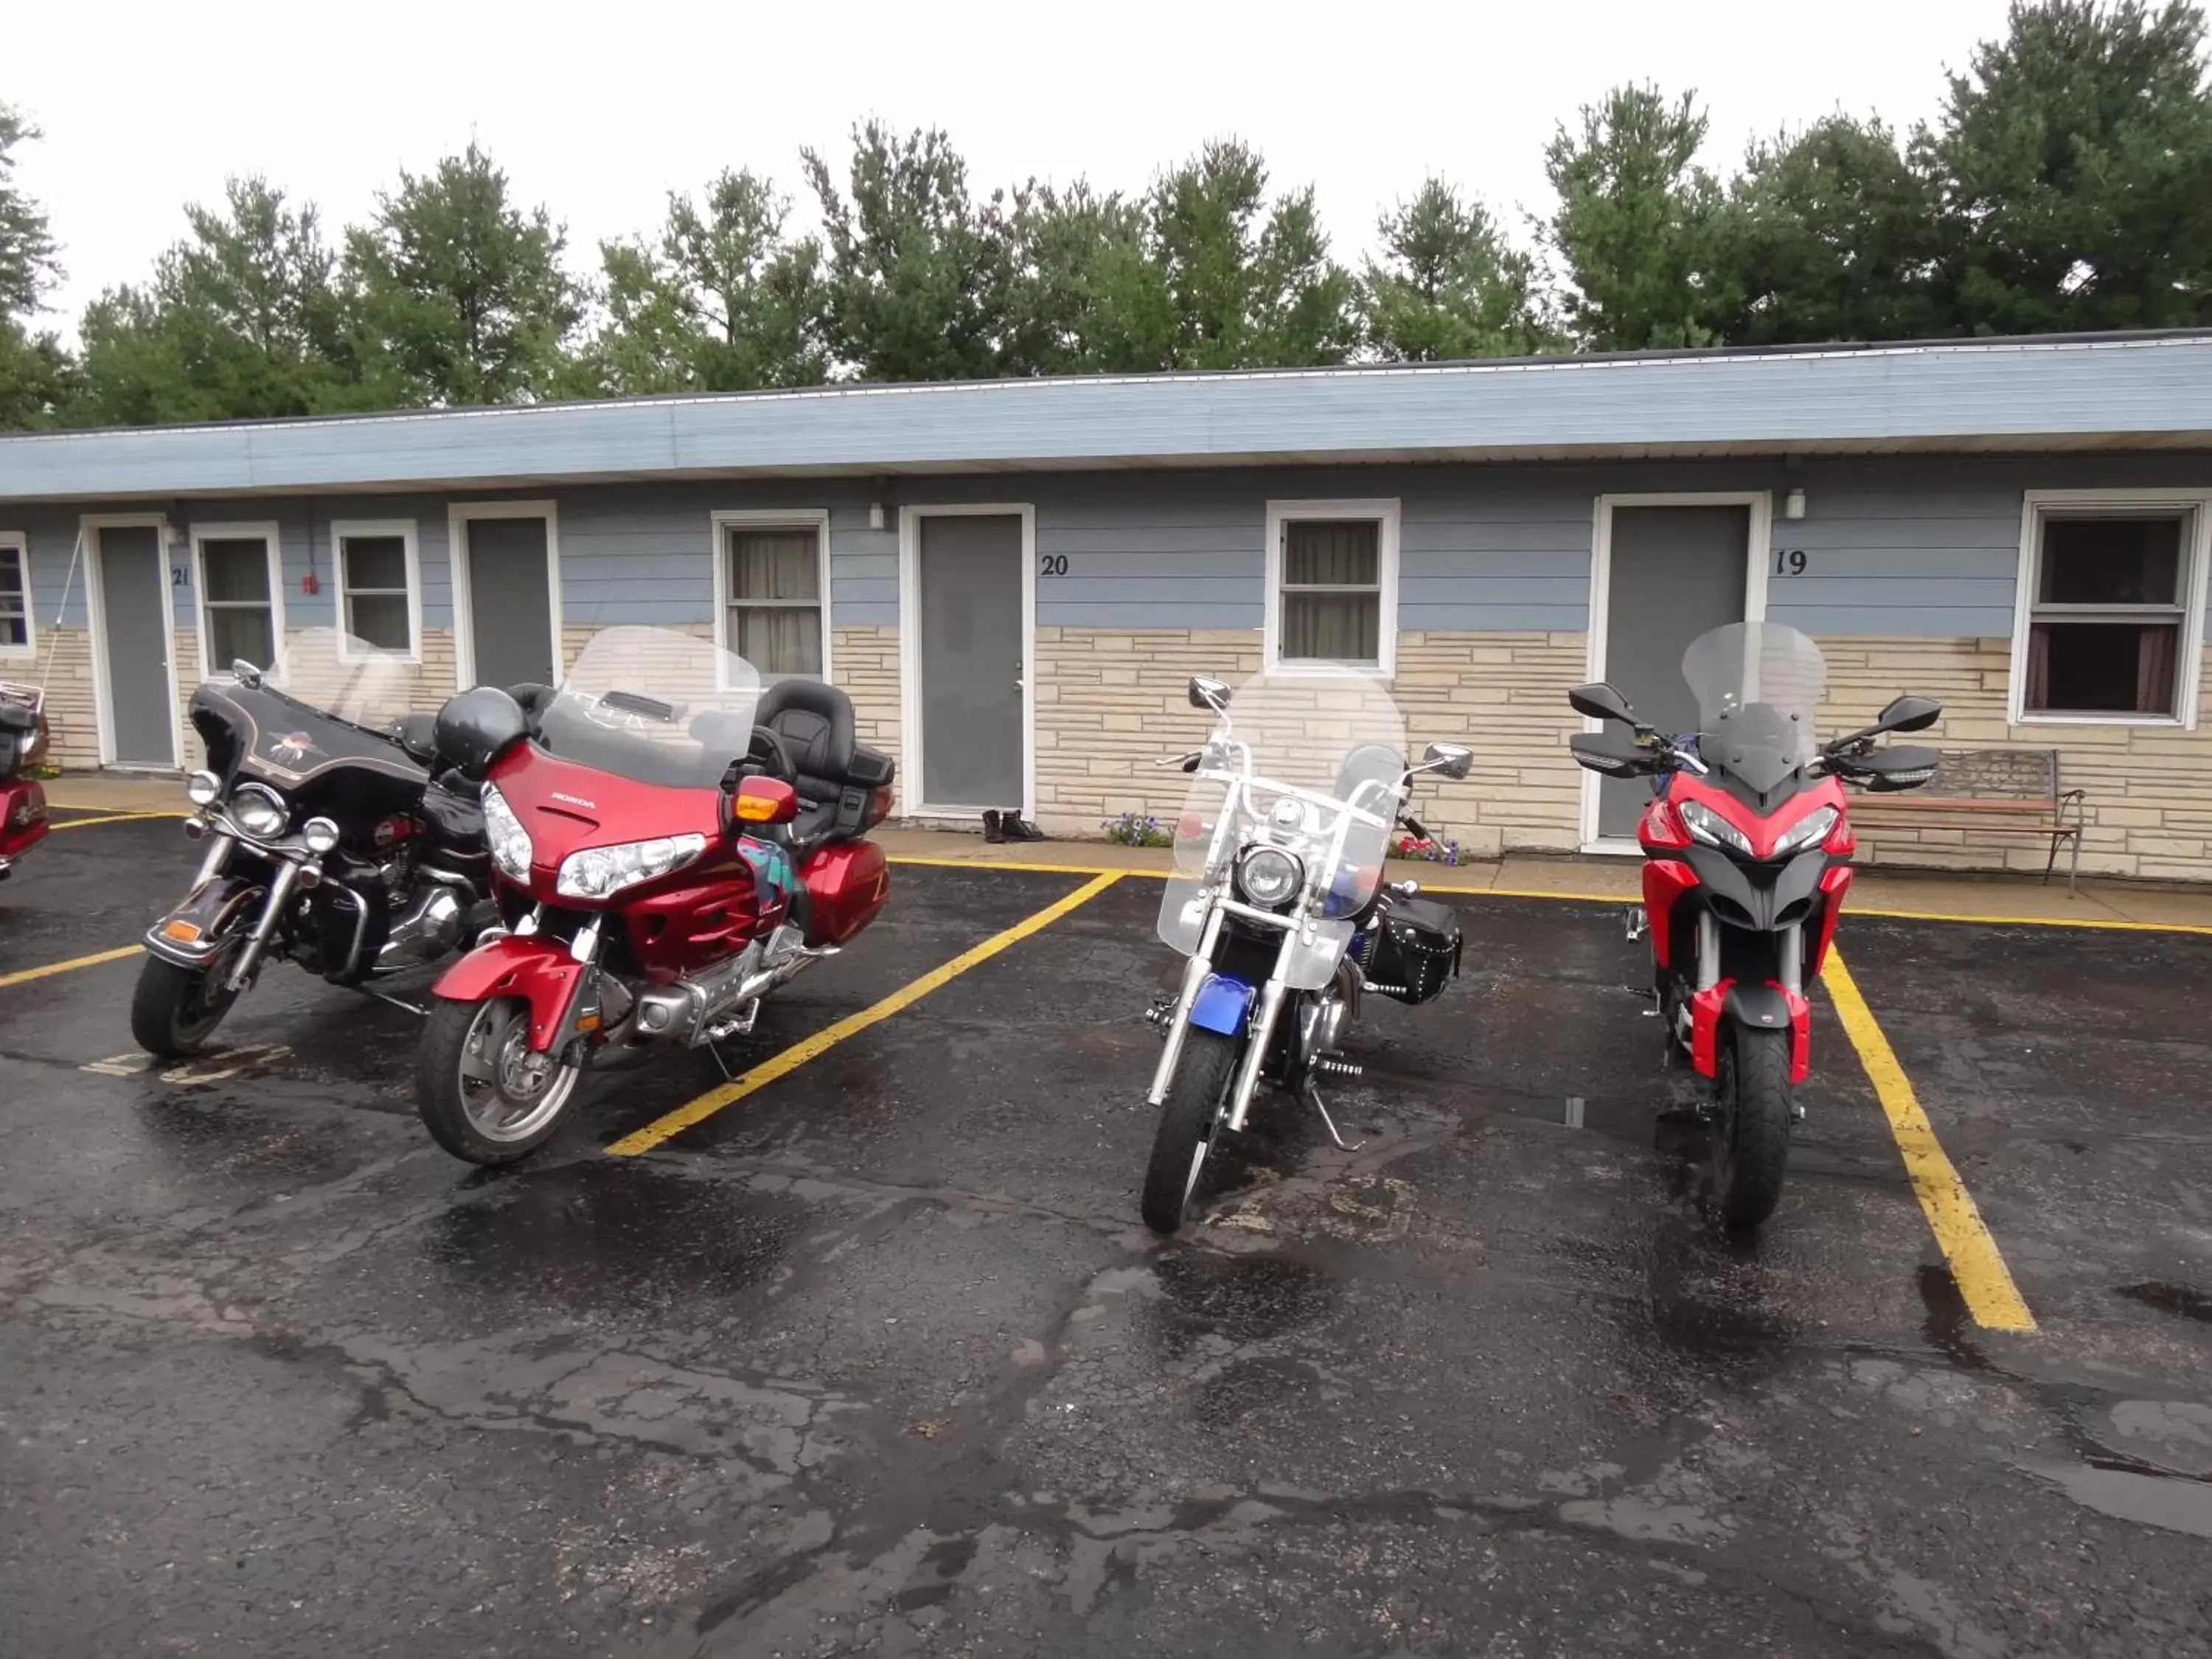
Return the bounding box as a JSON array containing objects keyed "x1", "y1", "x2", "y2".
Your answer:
[
  {"x1": 1713, "y1": 1024, "x2": 1792, "y2": 1229},
  {"x1": 129, "y1": 953, "x2": 243, "y2": 1059},
  {"x1": 416, "y1": 995, "x2": 584, "y2": 1166},
  {"x1": 1140, "y1": 1027, "x2": 1239, "y2": 1235}
]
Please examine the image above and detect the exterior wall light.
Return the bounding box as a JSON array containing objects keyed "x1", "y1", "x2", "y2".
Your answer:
[{"x1": 1783, "y1": 488, "x2": 1807, "y2": 521}]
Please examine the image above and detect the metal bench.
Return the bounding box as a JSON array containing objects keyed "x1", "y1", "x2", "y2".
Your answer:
[{"x1": 1846, "y1": 748, "x2": 2084, "y2": 891}]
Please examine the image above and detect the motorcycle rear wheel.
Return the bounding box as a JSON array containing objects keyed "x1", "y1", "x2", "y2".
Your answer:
[
  {"x1": 1140, "y1": 1028, "x2": 1239, "y2": 1235},
  {"x1": 129, "y1": 953, "x2": 242, "y2": 1059},
  {"x1": 1713, "y1": 1025, "x2": 1792, "y2": 1230},
  {"x1": 417, "y1": 995, "x2": 583, "y2": 1166}
]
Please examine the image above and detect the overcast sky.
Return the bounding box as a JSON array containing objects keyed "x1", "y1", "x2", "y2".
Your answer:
[{"x1": 14, "y1": 0, "x2": 2015, "y2": 334}]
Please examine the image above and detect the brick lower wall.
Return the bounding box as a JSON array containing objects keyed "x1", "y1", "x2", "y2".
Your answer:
[{"x1": 1818, "y1": 635, "x2": 2212, "y2": 880}]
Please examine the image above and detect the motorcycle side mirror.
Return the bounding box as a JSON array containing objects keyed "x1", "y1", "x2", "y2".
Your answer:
[
  {"x1": 231, "y1": 658, "x2": 264, "y2": 689},
  {"x1": 1568, "y1": 681, "x2": 1636, "y2": 726},
  {"x1": 1188, "y1": 675, "x2": 1231, "y2": 712},
  {"x1": 1874, "y1": 694, "x2": 1941, "y2": 735},
  {"x1": 1421, "y1": 741, "x2": 1474, "y2": 780},
  {"x1": 1569, "y1": 731, "x2": 1648, "y2": 777},
  {"x1": 727, "y1": 776, "x2": 799, "y2": 829}
]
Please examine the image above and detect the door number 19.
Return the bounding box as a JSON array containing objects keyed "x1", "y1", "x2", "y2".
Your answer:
[{"x1": 1774, "y1": 549, "x2": 1808, "y2": 576}]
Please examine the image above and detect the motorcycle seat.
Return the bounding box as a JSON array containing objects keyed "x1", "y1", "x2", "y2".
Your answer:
[
  {"x1": 0, "y1": 701, "x2": 38, "y2": 734},
  {"x1": 754, "y1": 678, "x2": 860, "y2": 851}
]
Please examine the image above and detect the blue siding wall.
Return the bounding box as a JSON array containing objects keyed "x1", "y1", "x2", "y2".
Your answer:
[{"x1": 8, "y1": 453, "x2": 2210, "y2": 645}]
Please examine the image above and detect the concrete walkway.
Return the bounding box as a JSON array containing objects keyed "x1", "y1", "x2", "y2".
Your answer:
[{"x1": 41, "y1": 772, "x2": 2212, "y2": 932}]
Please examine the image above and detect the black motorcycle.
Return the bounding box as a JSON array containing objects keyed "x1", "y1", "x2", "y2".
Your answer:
[{"x1": 132, "y1": 630, "x2": 524, "y2": 1057}]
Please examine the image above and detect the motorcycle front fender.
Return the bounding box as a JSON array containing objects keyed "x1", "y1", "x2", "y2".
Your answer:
[
  {"x1": 144, "y1": 874, "x2": 265, "y2": 968},
  {"x1": 1189, "y1": 973, "x2": 1256, "y2": 1037},
  {"x1": 431, "y1": 937, "x2": 587, "y2": 1054}
]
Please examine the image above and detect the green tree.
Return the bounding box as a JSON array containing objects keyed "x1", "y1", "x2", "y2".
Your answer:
[
  {"x1": 1360, "y1": 178, "x2": 1560, "y2": 360},
  {"x1": 1715, "y1": 116, "x2": 1948, "y2": 344},
  {"x1": 575, "y1": 168, "x2": 827, "y2": 394},
  {"x1": 1919, "y1": 0, "x2": 2212, "y2": 333},
  {"x1": 72, "y1": 177, "x2": 359, "y2": 425},
  {"x1": 1000, "y1": 181, "x2": 1171, "y2": 375},
  {"x1": 1543, "y1": 84, "x2": 1730, "y2": 349},
  {"x1": 1146, "y1": 139, "x2": 1355, "y2": 369},
  {"x1": 802, "y1": 122, "x2": 1013, "y2": 380},
  {"x1": 0, "y1": 103, "x2": 72, "y2": 428},
  {"x1": 344, "y1": 142, "x2": 582, "y2": 405}
]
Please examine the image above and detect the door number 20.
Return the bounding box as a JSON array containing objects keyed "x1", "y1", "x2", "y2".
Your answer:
[
  {"x1": 1039, "y1": 554, "x2": 1069, "y2": 576},
  {"x1": 1774, "y1": 549, "x2": 1809, "y2": 576}
]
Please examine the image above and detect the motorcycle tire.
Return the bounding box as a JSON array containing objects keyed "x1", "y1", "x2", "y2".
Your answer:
[
  {"x1": 129, "y1": 955, "x2": 241, "y2": 1059},
  {"x1": 1714, "y1": 1024, "x2": 1792, "y2": 1230},
  {"x1": 416, "y1": 995, "x2": 584, "y2": 1166},
  {"x1": 1140, "y1": 1028, "x2": 1239, "y2": 1235}
]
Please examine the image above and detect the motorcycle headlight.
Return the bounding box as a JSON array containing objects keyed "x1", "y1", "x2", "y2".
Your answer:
[
  {"x1": 1234, "y1": 844, "x2": 1305, "y2": 909},
  {"x1": 481, "y1": 785, "x2": 535, "y2": 883},
  {"x1": 229, "y1": 784, "x2": 289, "y2": 839},
  {"x1": 184, "y1": 769, "x2": 220, "y2": 807},
  {"x1": 557, "y1": 832, "x2": 706, "y2": 900},
  {"x1": 302, "y1": 816, "x2": 341, "y2": 855},
  {"x1": 1771, "y1": 804, "x2": 1840, "y2": 856},
  {"x1": 1677, "y1": 800, "x2": 1753, "y2": 857}
]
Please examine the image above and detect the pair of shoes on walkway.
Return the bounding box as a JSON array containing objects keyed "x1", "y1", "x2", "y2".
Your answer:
[{"x1": 982, "y1": 810, "x2": 1046, "y2": 844}]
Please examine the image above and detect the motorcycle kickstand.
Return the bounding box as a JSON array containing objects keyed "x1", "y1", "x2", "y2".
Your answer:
[{"x1": 1304, "y1": 1081, "x2": 1364, "y2": 1152}]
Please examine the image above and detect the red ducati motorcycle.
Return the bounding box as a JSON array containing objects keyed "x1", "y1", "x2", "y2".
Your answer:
[
  {"x1": 0, "y1": 683, "x2": 52, "y2": 883},
  {"x1": 1568, "y1": 621, "x2": 1939, "y2": 1228},
  {"x1": 414, "y1": 626, "x2": 894, "y2": 1164}
]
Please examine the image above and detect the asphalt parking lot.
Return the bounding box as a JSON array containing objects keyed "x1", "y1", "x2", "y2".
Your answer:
[{"x1": 4, "y1": 813, "x2": 2211, "y2": 1658}]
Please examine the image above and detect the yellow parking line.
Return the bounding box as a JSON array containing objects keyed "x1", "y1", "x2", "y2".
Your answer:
[
  {"x1": 607, "y1": 872, "x2": 1124, "y2": 1157},
  {"x1": 1844, "y1": 903, "x2": 2212, "y2": 936},
  {"x1": 47, "y1": 812, "x2": 188, "y2": 831},
  {"x1": 1823, "y1": 946, "x2": 2035, "y2": 1332},
  {"x1": 0, "y1": 945, "x2": 140, "y2": 990},
  {"x1": 888, "y1": 853, "x2": 1159, "y2": 878}
]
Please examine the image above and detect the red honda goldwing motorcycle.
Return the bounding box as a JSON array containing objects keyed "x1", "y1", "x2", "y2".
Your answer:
[
  {"x1": 1568, "y1": 620, "x2": 1939, "y2": 1228},
  {"x1": 413, "y1": 626, "x2": 894, "y2": 1164},
  {"x1": 0, "y1": 684, "x2": 52, "y2": 883}
]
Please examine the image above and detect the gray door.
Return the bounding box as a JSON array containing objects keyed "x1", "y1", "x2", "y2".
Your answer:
[
  {"x1": 1597, "y1": 505, "x2": 1750, "y2": 838},
  {"x1": 464, "y1": 516, "x2": 555, "y2": 689},
  {"x1": 96, "y1": 525, "x2": 175, "y2": 768},
  {"x1": 918, "y1": 513, "x2": 1024, "y2": 808}
]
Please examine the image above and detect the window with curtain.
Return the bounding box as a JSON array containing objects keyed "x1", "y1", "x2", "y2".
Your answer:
[
  {"x1": 201, "y1": 536, "x2": 277, "y2": 672},
  {"x1": 1279, "y1": 518, "x2": 1382, "y2": 665},
  {"x1": 725, "y1": 524, "x2": 824, "y2": 677},
  {"x1": 2023, "y1": 510, "x2": 2196, "y2": 718},
  {"x1": 0, "y1": 538, "x2": 27, "y2": 652},
  {"x1": 339, "y1": 532, "x2": 414, "y2": 653}
]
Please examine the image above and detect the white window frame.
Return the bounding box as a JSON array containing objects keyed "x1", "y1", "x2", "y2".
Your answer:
[
  {"x1": 2008, "y1": 488, "x2": 2212, "y2": 731},
  {"x1": 1263, "y1": 498, "x2": 1401, "y2": 677},
  {"x1": 189, "y1": 521, "x2": 287, "y2": 681},
  {"x1": 448, "y1": 500, "x2": 564, "y2": 689},
  {"x1": 0, "y1": 531, "x2": 32, "y2": 660},
  {"x1": 330, "y1": 518, "x2": 423, "y2": 662},
  {"x1": 711, "y1": 508, "x2": 833, "y2": 682}
]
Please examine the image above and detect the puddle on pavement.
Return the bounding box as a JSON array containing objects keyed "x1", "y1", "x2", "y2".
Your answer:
[
  {"x1": 1144, "y1": 1253, "x2": 1338, "y2": 1356},
  {"x1": 425, "y1": 1158, "x2": 809, "y2": 1310},
  {"x1": 2028, "y1": 1460, "x2": 2212, "y2": 1540},
  {"x1": 2116, "y1": 1281, "x2": 2212, "y2": 1324}
]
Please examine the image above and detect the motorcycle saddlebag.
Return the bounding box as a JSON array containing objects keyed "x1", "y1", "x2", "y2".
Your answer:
[{"x1": 1364, "y1": 896, "x2": 1462, "y2": 1005}]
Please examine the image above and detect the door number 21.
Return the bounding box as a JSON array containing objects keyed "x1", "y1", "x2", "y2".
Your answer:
[{"x1": 1773, "y1": 549, "x2": 1809, "y2": 576}]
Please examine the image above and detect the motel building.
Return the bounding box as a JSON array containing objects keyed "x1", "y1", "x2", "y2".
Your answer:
[{"x1": 1, "y1": 330, "x2": 2209, "y2": 880}]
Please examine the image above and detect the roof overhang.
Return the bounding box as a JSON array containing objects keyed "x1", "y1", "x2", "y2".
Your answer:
[{"x1": 5, "y1": 333, "x2": 2211, "y2": 504}]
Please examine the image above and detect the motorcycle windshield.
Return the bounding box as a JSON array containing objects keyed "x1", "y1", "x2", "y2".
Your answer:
[
  {"x1": 257, "y1": 627, "x2": 420, "y2": 733},
  {"x1": 1157, "y1": 671, "x2": 1407, "y2": 991},
  {"x1": 533, "y1": 626, "x2": 762, "y2": 790},
  {"x1": 1680, "y1": 621, "x2": 1827, "y2": 795}
]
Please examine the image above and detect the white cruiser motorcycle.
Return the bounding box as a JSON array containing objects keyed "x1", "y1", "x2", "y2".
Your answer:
[{"x1": 1139, "y1": 672, "x2": 1473, "y2": 1233}]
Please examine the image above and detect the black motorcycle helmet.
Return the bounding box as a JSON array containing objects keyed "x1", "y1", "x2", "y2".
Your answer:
[{"x1": 434, "y1": 685, "x2": 530, "y2": 782}]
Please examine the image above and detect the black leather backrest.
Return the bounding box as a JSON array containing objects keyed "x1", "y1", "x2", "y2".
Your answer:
[{"x1": 756, "y1": 678, "x2": 855, "y2": 790}]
